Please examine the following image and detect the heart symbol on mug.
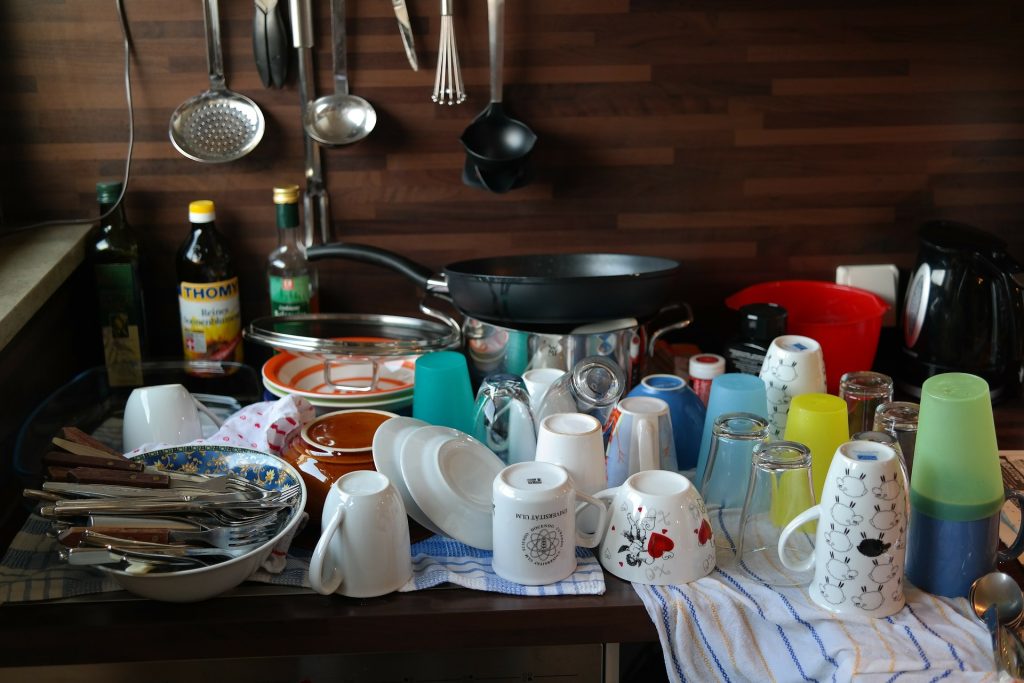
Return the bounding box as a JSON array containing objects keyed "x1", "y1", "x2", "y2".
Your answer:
[{"x1": 647, "y1": 533, "x2": 674, "y2": 559}]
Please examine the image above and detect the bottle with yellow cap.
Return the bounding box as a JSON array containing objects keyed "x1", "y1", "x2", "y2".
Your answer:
[
  {"x1": 268, "y1": 184, "x2": 318, "y2": 316},
  {"x1": 176, "y1": 200, "x2": 243, "y2": 363}
]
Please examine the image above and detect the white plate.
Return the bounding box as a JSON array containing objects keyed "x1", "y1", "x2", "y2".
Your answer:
[
  {"x1": 262, "y1": 352, "x2": 416, "y2": 399},
  {"x1": 372, "y1": 417, "x2": 443, "y2": 536},
  {"x1": 398, "y1": 426, "x2": 505, "y2": 550},
  {"x1": 264, "y1": 380, "x2": 413, "y2": 410}
]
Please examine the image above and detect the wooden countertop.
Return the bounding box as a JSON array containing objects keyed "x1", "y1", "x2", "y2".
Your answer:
[
  {"x1": 1, "y1": 399, "x2": 1022, "y2": 670},
  {"x1": 0, "y1": 224, "x2": 91, "y2": 353}
]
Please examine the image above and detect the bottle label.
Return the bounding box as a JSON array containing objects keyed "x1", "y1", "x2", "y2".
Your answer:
[
  {"x1": 269, "y1": 274, "x2": 312, "y2": 315},
  {"x1": 178, "y1": 277, "x2": 243, "y2": 362},
  {"x1": 96, "y1": 263, "x2": 143, "y2": 387}
]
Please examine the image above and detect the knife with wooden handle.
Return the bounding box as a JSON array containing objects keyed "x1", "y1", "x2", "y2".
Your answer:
[{"x1": 391, "y1": 0, "x2": 418, "y2": 70}]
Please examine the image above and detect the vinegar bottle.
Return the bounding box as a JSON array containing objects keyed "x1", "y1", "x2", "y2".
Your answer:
[
  {"x1": 176, "y1": 200, "x2": 243, "y2": 363},
  {"x1": 268, "y1": 184, "x2": 319, "y2": 315}
]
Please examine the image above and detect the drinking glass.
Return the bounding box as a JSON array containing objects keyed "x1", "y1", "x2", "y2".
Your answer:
[
  {"x1": 699, "y1": 413, "x2": 770, "y2": 547},
  {"x1": 694, "y1": 373, "x2": 769, "y2": 485},
  {"x1": 471, "y1": 374, "x2": 537, "y2": 465},
  {"x1": 873, "y1": 401, "x2": 920, "y2": 476},
  {"x1": 535, "y1": 355, "x2": 626, "y2": 433},
  {"x1": 839, "y1": 371, "x2": 894, "y2": 435},
  {"x1": 734, "y1": 440, "x2": 815, "y2": 586}
]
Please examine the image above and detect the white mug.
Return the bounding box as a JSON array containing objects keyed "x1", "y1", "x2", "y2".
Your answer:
[
  {"x1": 535, "y1": 413, "x2": 608, "y2": 533},
  {"x1": 122, "y1": 384, "x2": 223, "y2": 452},
  {"x1": 596, "y1": 469, "x2": 716, "y2": 585},
  {"x1": 492, "y1": 461, "x2": 608, "y2": 585},
  {"x1": 308, "y1": 470, "x2": 412, "y2": 597},
  {"x1": 523, "y1": 368, "x2": 568, "y2": 417},
  {"x1": 777, "y1": 440, "x2": 907, "y2": 618},
  {"x1": 605, "y1": 396, "x2": 676, "y2": 488},
  {"x1": 759, "y1": 335, "x2": 827, "y2": 439}
]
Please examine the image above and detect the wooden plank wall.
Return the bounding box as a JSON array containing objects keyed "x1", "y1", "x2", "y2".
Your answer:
[{"x1": 1, "y1": 0, "x2": 1023, "y2": 358}]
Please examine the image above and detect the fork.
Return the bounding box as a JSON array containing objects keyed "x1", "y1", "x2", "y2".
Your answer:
[
  {"x1": 79, "y1": 531, "x2": 267, "y2": 562},
  {"x1": 60, "y1": 521, "x2": 277, "y2": 550}
]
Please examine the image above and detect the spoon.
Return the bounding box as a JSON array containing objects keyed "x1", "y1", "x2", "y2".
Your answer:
[
  {"x1": 970, "y1": 571, "x2": 1024, "y2": 676},
  {"x1": 971, "y1": 571, "x2": 1024, "y2": 628},
  {"x1": 459, "y1": 0, "x2": 536, "y2": 170},
  {"x1": 305, "y1": 0, "x2": 377, "y2": 146}
]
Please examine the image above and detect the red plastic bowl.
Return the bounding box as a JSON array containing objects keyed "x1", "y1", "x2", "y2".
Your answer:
[{"x1": 725, "y1": 280, "x2": 890, "y2": 394}]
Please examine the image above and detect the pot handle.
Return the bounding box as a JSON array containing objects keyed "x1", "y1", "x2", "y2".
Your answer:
[
  {"x1": 419, "y1": 298, "x2": 463, "y2": 344},
  {"x1": 307, "y1": 243, "x2": 448, "y2": 294},
  {"x1": 645, "y1": 303, "x2": 694, "y2": 356}
]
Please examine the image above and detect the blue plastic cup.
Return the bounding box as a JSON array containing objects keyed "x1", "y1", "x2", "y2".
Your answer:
[
  {"x1": 694, "y1": 373, "x2": 769, "y2": 485},
  {"x1": 413, "y1": 351, "x2": 475, "y2": 434}
]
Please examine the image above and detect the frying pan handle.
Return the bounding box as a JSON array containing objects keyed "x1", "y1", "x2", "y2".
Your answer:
[
  {"x1": 306, "y1": 243, "x2": 445, "y2": 293},
  {"x1": 645, "y1": 303, "x2": 694, "y2": 357}
]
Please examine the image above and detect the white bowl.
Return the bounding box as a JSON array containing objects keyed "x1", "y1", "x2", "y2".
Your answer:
[{"x1": 97, "y1": 446, "x2": 307, "y2": 603}]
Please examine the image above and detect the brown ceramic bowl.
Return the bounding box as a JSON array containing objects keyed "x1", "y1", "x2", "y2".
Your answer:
[{"x1": 282, "y1": 409, "x2": 396, "y2": 547}]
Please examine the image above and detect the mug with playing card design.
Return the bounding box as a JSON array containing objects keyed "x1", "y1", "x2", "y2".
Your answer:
[
  {"x1": 777, "y1": 440, "x2": 907, "y2": 618},
  {"x1": 595, "y1": 469, "x2": 716, "y2": 585}
]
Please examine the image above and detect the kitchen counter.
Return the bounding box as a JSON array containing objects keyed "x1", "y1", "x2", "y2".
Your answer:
[
  {"x1": 1, "y1": 399, "x2": 1023, "y2": 677},
  {"x1": 0, "y1": 224, "x2": 91, "y2": 353}
]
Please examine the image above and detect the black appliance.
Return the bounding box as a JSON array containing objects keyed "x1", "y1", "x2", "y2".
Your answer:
[{"x1": 898, "y1": 221, "x2": 1024, "y2": 401}]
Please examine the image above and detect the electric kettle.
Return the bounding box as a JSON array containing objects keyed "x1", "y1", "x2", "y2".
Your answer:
[{"x1": 898, "y1": 220, "x2": 1024, "y2": 401}]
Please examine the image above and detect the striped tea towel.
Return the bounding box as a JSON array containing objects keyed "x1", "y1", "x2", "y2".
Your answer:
[
  {"x1": 633, "y1": 563, "x2": 997, "y2": 683},
  {"x1": 398, "y1": 535, "x2": 605, "y2": 596}
]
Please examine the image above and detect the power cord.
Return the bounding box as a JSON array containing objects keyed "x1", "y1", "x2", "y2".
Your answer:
[{"x1": 1, "y1": 0, "x2": 135, "y2": 235}]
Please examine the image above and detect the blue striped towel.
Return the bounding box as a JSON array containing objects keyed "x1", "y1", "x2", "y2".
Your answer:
[
  {"x1": 0, "y1": 514, "x2": 603, "y2": 603},
  {"x1": 398, "y1": 535, "x2": 605, "y2": 596},
  {"x1": 633, "y1": 564, "x2": 997, "y2": 682}
]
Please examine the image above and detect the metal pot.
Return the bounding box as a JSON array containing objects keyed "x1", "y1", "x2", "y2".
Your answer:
[{"x1": 459, "y1": 304, "x2": 693, "y2": 389}]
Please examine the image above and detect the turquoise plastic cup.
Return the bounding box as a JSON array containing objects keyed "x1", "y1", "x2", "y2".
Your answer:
[
  {"x1": 413, "y1": 351, "x2": 475, "y2": 434},
  {"x1": 694, "y1": 373, "x2": 769, "y2": 485}
]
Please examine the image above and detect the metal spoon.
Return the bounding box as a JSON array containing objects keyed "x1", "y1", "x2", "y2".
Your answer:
[
  {"x1": 305, "y1": 0, "x2": 377, "y2": 146},
  {"x1": 970, "y1": 571, "x2": 1024, "y2": 677},
  {"x1": 170, "y1": 0, "x2": 265, "y2": 163}
]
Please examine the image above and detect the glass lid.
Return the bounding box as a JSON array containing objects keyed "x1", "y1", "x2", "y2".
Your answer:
[{"x1": 245, "y1": 313, "x2": 461, "y2": 359}]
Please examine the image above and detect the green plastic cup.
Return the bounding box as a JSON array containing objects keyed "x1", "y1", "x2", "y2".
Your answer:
[
  {"x1": 910, "y1": 372, "x2": 1002, "y2": 521},
  {"x1": 413, "y1": 351, "x2": 475, "y2": 435},
  {"x1": 782, "y1": 393, "x2": 850, "y2": 502}
]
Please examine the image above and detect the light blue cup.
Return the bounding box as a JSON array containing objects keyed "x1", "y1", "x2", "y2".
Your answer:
[
  {"x1": 694, "y1": 373, "x2": 769, "y2": 485},
  {"x1": 627, "y1": 374, "x2": 706, "y2": 470},
  {"x1": 412, "y1": 351, "x2": 475, "y2": 435}
]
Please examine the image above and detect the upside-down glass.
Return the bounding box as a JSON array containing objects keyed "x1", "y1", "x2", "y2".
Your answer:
[
  {"x1": 735, "y1": 440, "x2": 815, "y2": 586},
  {"x1": 694, "y1": 373, "x2": 769, "y2": 485},
  {"x1": 700, "y1": 413, "x2": 771, "y2": 546},
  {"x1": 471, "y1": 374, "x2": 537, "y2": 465},
  {"x1": 873, "y1": 401, "x2": 920, "y2": 476},
  {"x1": 412, "y1": 350, "x2": 475, "y2": 434},
  {"x1": 534, "y1": 355, "x2": 626, "y2": 434},
  {"x1": 839, "y1": 371, "x2": 894, "y2": 436}
]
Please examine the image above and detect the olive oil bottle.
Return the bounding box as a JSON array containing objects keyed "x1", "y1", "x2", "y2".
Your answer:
[
  {"x1": 91, "y1": 181, "x2": 146, "y2": 386},
  {"x1": 176, "y1": 200, "x2": 243, "y2": 363},
  {"x1": 268, "y1": 184, "x2": 318, "y2": 315}
]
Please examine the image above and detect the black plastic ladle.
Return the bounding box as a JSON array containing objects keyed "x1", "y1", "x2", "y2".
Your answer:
[{"x1": 459, "y1": 0, "x2": 536, "y2": 170}]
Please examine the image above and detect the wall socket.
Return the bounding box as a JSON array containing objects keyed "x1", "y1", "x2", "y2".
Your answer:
[{"x1": 836, "y1": 264, "x2": 900, "y2": 327}]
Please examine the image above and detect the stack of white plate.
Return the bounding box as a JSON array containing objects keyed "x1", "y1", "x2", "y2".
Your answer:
[
  {"x1": 372, "y1": 417, "x2": 506, "y2": 550},
  {"x1": 262, "y1": 351, "x2": 415, "y2": 413}
]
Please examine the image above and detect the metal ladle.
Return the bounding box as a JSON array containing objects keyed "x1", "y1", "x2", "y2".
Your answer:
[
  {"x1": 170, "y1": 0, "x2": 265, "y2": 163},
  {"x1": 305, "y1": 0, "x2": 377, "y2": 146},
  {"x1": 459, "y1": 0, "x2": 536, "y2": 169},
  {"x1": 970, "y1": 571, "x2": 1024, "y2": 677}
]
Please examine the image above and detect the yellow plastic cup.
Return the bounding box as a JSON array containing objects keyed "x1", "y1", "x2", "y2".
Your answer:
[{"x1": 783, "y1": 393, "x2": 850, "y2": 502}]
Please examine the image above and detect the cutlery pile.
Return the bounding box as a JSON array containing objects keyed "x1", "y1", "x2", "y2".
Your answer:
[{"x1": 26, "y1": 429, "x2": 300, "y2": 573}]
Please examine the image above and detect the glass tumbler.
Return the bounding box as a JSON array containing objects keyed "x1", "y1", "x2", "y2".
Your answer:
[
  {"x1": 471, "y1": 374, "x2": 537, "y2": 465},
  {"x1": 699, "y1": 413, "x2": 770, "y2": 548},
  {"x1": 734, "y1": 440, "x2": 815, "y2": 586},
  {"x1": 535, "y1": 355, "x2": 627, "y2": 433},
  {"x1": 873, "y1": 401, "x2": 920, "y2": 476},
  {"x1": 839, "y1": 371, "x2": 894, "y2": 436}
]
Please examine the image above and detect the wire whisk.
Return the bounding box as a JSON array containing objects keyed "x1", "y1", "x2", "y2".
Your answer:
[{"x1": 432, "y1": 0, "x2": 466, "y2": 105}]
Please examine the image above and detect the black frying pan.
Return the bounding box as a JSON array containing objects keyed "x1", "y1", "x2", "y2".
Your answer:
[{"x1": 306, "y1": 243, "x2": 681, "y2": 327}]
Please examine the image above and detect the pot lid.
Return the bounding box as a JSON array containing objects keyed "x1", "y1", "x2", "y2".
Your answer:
[{"x1": 245, "y1": 313, "x2": 461, "y2": 359}]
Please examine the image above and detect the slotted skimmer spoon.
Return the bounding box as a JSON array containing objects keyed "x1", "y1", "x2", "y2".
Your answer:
[{"x1": 170, "y1": 0, "x2": 266, "y2": 163}]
